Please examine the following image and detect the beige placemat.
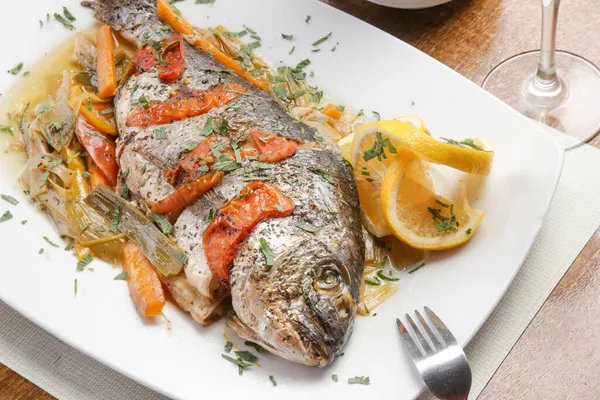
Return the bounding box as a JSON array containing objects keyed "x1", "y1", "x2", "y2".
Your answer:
[{"x1": 2, "y1": 139, "x2": 600, "y2": 400}]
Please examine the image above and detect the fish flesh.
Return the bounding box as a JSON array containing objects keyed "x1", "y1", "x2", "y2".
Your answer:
[{"x1": 84, "y1": 0, "x2": 364, "y2": 366}]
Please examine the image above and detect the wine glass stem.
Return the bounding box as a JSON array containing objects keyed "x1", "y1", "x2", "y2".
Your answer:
[{"x1": 534, "y1": 0, "x2": 561, "y2": 88}]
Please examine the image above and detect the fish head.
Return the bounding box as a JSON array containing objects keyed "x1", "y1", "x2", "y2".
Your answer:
[{"x1": 234, "y1": 238, "x2": 356, "y2": 367}]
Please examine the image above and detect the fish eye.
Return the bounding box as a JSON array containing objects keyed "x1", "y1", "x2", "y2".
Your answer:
[{"x1": 314, "y1": 266, "x2": 342, "y2": 290}]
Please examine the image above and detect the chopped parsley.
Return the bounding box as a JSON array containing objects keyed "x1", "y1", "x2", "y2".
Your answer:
[
  {"x1": 376, "y1": 270, "x2": 399, "y2": 282},
  {"x1": 408, "y1": 262, "x2": 426, "y2": 274},
  {"x1": 110, "y1": 205, "x2": 121, "y2": 233},
  {"x1": 331, "y1": 42, "x2": 339, "y2": 52},
  {"x1": 196, "y1": 0, "x2": 215, "y2": 3},
  {"x1": 8, "y1": 63, "x2": 24, "y2": 75},
  {"x1": 372, "y1": 111, "x2": 381, "y2": 121},
  {"x1": 177, "y1": 250, "x2": 188, "y2": 265},
  {"x1": 440, "y1": 137, "x2": 488, "y2": 151},
  {"x1": 363, "y1": 132, "x2": 397, "y2": 162},
  {"x1": 54, "y1": 12, "x2": 74, "y2": 30},
  {"x1": 222, "y1": 354, "x2": 253, "y2": 375},
  {"x1": 289, "y1": 46, "x2": 295, "y2": 55},
  {"x1": 308, "y1": 167, "x2": 334, "y2": 184},
  {"x1": 332, "y1": 374, "x2": 338, "y2": 382},
  {"x1": 150, "y1": 212, "x2": 174, "y2": 235},
  {"x1": 296, "y1": 222, "x2": 321, "y2": 233},
  {"x1": 138, "y1": 95, "x2": 149, "y2": 109},
  {"x1": 81, "y1": 172, "x2": 91, "y2": 178},
  {"x1": 21, "y1": 220, "x2": 27, "y2": 225},
  {"x1": 0, "y1": 125, "x2": 14, "y2": 136},
  {"x1": 74, "y1": 279, "x2": 78, "y2": 297},
  {"x1": 312, "y1": 32, "x2": 332, "y2": 47},
  {"x1": 99, "y1": 108, "x2": 113, "y2": 115},
  {"x1": 348, "y1": 376, "x2": 370, "y2": 385},
  {"x1": 35, "y1": 103, "x2": 52, "y2": 115},
  {"x1": 269, "y1": 376, "x2": 277, "y2": 387},
  {"x1": 234, "y1": 350, "x2": 258, "y2": 363},
  {"x1": 43, "y1": 236, "x2": 59, "y2": 248},
  {"x1": 39, "y1": 248, "x2": 44, "y2": 254},
  {"x1": 224, "y1": 341, "x2": 233, "y2": 353},
  {"x1": 305, "y1": 15, "x2": 311, "y2": 23},
  {"x1": 0, "y1": 210, "x2": 13, "y2": 223},
  {"x1": 1, "y1": 194, "x2": 18, "y2": 206},
  {"x1": 113, "y1": 271, "x2": 127, "y2": 280},
  {"x1": 281, "y1": 33, "x2": 293, "y2": 40},
  {"x1": 201, "y1": 117, "x2": 216, "y2": 136},
  {"x1": 466, "y1": 228, "x2": 472, "y2": 235},
  {"x1": 427, "y1": 200, "x2": 458, "y2": 233},
  {"x1": 62, "y1": 7, "x2": 76, "y2": 21},
  {"x1": 244, "y1": 341, "x2": 265, "y2": 353},
  {"x1": 155, "y1": 127, "x2": 168, "y2": 140},
  {"x1": 76, "y1": 254, "x2": 93, "y2": 271},
  {"x1": 258, "y1": 237, "x2": 274, "y2": 267},
  {"x1": 219, "y1": 119, "x2": 229, "y2": 136},
  {"x1": 364, "y1": 277, "x2": 380, "y2": 286}
]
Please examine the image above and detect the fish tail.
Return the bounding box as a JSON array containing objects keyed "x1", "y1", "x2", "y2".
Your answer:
[{"x1": 81, "y1": 0, "x2": 160, "y2": 45}]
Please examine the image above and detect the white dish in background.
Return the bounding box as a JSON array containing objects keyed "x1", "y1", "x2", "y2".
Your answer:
[
  {"x1": 367, "y1": 0, "x2": 451, "y2": 9},
  {"x1": 0, "y1": 0, "x2": 562, "y2": 399}
]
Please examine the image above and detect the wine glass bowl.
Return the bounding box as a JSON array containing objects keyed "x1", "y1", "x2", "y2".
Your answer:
[{"x1": 482, "y1": 0, "x2": 600, "y2": 149}]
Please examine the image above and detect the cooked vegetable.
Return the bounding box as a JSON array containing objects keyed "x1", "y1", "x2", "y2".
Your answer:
[
  {"x1": 133, "y1": 35, "x2": 185, "y2": 81},
  {"x1": 151, "y1": 170, "x2": 225, "y2": 214},
  {"x1": 87, "y1": 157, "x2": 111, "y2": 190},
  {"x1": 85, "y1": 185, "x2": 187, "y2": 276},
  {"x1": 203, "y1": 181, "x2": 295, "y2": 281},
  {"x1": 37, "y1": 71, "x2": 75, "y2": 151},
  {"x1": 74, "y1": 115, "x2": 118, "y2": 186},
  {"x1": 250, "y1": 130, "x2": 298, "y2": 163},
  {"x1": 122, "y1": 240, "x2": 166, "y2": 317},
  {"x1": 96, "y1": 25, "x2": 117, "y2": 97},
  {"x1": 156, "y1": 0, "x2": 269, "y2": 91},
  {"x1": 322, "y1": 104, "x2": 343, "y2": 121}
]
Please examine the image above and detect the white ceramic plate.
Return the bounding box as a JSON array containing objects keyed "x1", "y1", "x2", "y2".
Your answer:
[
  {"x1": 0, "y1": 1, "x2": 563, "y2": 399},
  {"x1": 367, "y1": 0, "x2": 451, "y2": 9}
]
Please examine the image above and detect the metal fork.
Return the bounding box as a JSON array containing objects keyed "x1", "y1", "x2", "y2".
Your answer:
[{"x1": 396, "y1": 307, "x2": 472, "y2": 400}]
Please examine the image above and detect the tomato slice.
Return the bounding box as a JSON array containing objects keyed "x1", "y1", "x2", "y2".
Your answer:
[
  {"x1": 151, "y1": 171, "x2": 225, "y2": 214},
  {"x1": 157, "y1": 38, "x2": 185, "y2": 81},
  {"x1": 133, "y1": 35, "x2": 185, "y2": 81},
  {"x1": 75, "y1": 115, "x2": 118, "y2": 186},
  {"x1": 250, "y1": 130, "x2": 298, "y2": 162},
  {"x1": 203, "y1": 181, "x2": 295, "y2": 281},
  {"x1": 126, "y1": 84, "x2": 245, "y2": 127},
  {"x1": 165, "y1": 135, "x2": 217, "y2": 185}
]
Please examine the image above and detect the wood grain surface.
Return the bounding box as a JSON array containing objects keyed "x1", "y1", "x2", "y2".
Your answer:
[{"x1": 2, "y1": 0, "x2": 599, "y2": 399}]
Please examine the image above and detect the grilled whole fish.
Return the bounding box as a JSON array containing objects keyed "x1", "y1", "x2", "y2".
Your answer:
[{"x1": 84, "y1": 0, "x2": 365, "y2": 366}]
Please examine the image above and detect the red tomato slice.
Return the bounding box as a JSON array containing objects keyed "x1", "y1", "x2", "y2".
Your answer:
[
  {"x1": 151, "y1": 170, "x2": 225, "y2": 214},
  {"x1": 75, "y1": 115, "x2": 118, "y2": 186},
  {"x1": 157, "y1": 38, "x2": 185, "y2": 81},
  {"x1": 126, "y1": 84, "x2": 245, "y2": 127},
  {"x1": 203, "y1": 181, "x2": 295, "y2": 281},
  {"x1": 250, "y1": 130, "x2": 298, "y2": 162}
]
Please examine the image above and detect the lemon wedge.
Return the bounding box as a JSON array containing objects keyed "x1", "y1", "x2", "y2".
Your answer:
[{"x1": 381, "y1": 157, "x2": 484, "y2": 250}]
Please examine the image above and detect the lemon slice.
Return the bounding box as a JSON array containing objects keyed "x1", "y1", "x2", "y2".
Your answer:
[
  {"x1": 381, "y1": 157, "x2": 483, "y2": 250},
  {"x1": 352, "y1": 120, "x2": 494, "y2": 176}
]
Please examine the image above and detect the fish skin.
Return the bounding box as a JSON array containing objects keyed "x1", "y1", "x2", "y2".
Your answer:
[{"x1": 84, "y1": 0, "x2": 364, "y2": 366}]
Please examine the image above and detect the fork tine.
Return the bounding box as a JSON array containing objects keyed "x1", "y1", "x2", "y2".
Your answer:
[
  {"x1": 396, "y1": 318, "x2": 424, "y2": 360},
  {"x1": 425, "y1": 306, "x2": 458, "y2": 346},
  {"x1": 415, "y1": 310, "x2": 443, "y2": 350},
  {"x1": 406, "y1": 313, "x2": 433, "y2": 355}
]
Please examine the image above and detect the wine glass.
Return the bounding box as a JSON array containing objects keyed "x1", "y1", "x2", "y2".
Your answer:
[{"x1": 482, "y1": 0, "x2": 600, "y2": 150}]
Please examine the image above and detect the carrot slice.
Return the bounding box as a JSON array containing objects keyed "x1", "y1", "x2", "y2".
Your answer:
[
  {"x1": 323, "y1": 104, "x2": 343, "y2": 120},
  {"x1": 156, "y1": 0, "x2": 269, "y2": 91},
  {"x1": 96, "y1": 25, "x2": 117, "y2": 98},
  {"x1": 87, "y1": 157, "x2": 111, "y2": 190},
  {"x1": 122, "y1": 240, "x2": 166, "y2": 317}
]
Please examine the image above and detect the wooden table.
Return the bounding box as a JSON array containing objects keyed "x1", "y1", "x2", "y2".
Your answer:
[{"x1": 2, "y1": 0, "x2": 600, "y2": 398}]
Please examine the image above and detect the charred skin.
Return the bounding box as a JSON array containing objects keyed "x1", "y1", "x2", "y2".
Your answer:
[{"x1": 84, "y1": 0, "x2": 365, "y2": 366}]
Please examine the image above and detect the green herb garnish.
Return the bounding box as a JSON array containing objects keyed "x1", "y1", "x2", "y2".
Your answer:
[
  {"x1": 0, "y1": 210, "x2": 13, "y2": 223},
  {"x1": 113, "y1": 271, "x2": 127, "y2": 280},
  {"x1": 466, "y1": 228, "x2": 472, "y2": 234},
  {"x1": 74, "y1": 279, "x2": 78, "y2": 296},
  {"x1": 427, "y1": 203, "x2": 457, "y2": 233},
  {"x1": 8, "y1": 63, "x2": 24, "y2": 75},
  {"x1": 364, "y1": 277, "x2": 381, "y2": 286},
  {"x1": 269, "y1": 376, "x2": 277, "y2": 387},
  {"x1": 0, "y1": 124, "x2": 14, "y2": 136},
  {"x1": 439, "y1": 137, "x2": 488, "y2": 151},
  {"x1": 305, "y1": 15, "x2": 311, "y2": 23},
  {"x1": 312, "y1": 32, "x2": 332, "y2": 46},
  {"x1": 408, "y1": 262, "x2": 425, "y2": 274},
  {"x1": 196, "y1": 0, "x2": 215, "y2": 3},
  {"x1": 138, "y1": 95, "x2": 149, "y2": 109},
  {"x1": 1, "y1": 194, "x2": 18, "y2": 206},
  {"x1": 348, "y1": 376, "x2": 370, "y2": 385},
  {"x1": 376, "y1": 270, "x2": 399, "y2": 282},
  {"x1": 155, "y1": 127, "x2": 168, "y2": 140},
  {"x1": 54, "y1": 13, "x2": 74, "y2": 30},
  {"x1": 244, "y1": 341, "x2": 265, "y2": 353},
  {"x1": 110, "y1": 204, "x2": 121, "y2": 233},
  {"x1": 363, "y1": 132, "x2": 397, "y2": 162},
  {"x1": 149, "y1": 212, "x2": 174, "y2": 235},
  {"x1": 76, "y1": 254, "x2": 93, "y2": 271},
  {"x1": 224, "y1": 341, "x2": 233, "y2": 353},
  {"x1": 43, "y1": 236, "x2": 59, "y2": 248},
  {"x1": 258, "y1": 237, "x2": 274, "y2": 267},
  {"x1": 99, "y1": 108, "x2": 113, "y2": 115},
  {"x1": 372, "y1": 111, "x2": 381, "y2": 121},
  {"x1": 201, "y1": 117, "x2": 216, "y2": 136},
  {"x1": 308, "y1": 167, "x2": 334, "y2": 184},
  {"x1": 332, "y1": 374, "x2": 338, "y2": 382},
  {"x1": 234, "y1": 350, "x2": 258, "y2": 363},
  {"x1": 296, "y1": 222, "x2": 321, "y2": 233},
  {"x1": 281, "y1": 33, "x2": 293, "y2": 40},
  {"x1": 289, "y1": 46, "x2": 295, "y2": 55}
]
